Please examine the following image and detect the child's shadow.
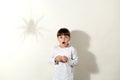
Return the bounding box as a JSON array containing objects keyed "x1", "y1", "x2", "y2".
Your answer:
[{"x1": 71, "y1": 30, "x2": 99, "y2": 80}]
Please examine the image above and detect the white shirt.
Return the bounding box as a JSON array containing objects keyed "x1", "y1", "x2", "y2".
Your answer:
[{"x1": 49, "y1": 45, "x2": 78, "y2": 80}]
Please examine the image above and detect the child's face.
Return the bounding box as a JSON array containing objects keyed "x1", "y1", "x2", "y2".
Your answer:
[{"x1": 57, "y1": 35, "x2": 70, "y2": 48}]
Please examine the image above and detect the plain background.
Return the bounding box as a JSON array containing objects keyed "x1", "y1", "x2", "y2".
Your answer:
[{"x1": 0, "y1": 0, "x2": 120, "y2": 80}]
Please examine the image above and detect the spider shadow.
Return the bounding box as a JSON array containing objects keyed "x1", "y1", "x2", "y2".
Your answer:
[
  {"x1": 18, "y1": 16, "x2": 49, "y2": 42},
  {"x1": 70, "y1": 30, "x2": 99, "y2": 80}
]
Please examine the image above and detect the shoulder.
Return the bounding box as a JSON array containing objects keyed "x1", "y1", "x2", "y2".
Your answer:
[
  {"x1": 68, "y1": 45, "x2": 77, "y2": 53},
  {"x1": 51, "y1": 45, "x2": 59, "y2": 51},
  {"x1": 53, "y1": 45, "x2": 59, "y2": 49},
  {"x1": 68, "y1": 45, "x2": 76, "y2": 50}
]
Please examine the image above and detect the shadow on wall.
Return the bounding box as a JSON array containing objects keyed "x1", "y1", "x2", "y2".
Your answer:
[{"x1": 71, "y1": 30, "x2": 99, "y2": 80}]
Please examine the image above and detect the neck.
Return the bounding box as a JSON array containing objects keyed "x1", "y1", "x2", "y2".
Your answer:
[{"x1": 59, "y1": 44, "x2": 69, "y2": 48}]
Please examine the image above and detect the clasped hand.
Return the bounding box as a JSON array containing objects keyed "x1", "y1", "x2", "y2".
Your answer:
[{"x1": 55, "y1": 55, "x2": 68, "y2": 63}]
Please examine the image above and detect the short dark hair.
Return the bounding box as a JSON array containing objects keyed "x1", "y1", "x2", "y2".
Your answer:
[{"x1": 57, "y1": 28, "x2": 70, "y2": 37}]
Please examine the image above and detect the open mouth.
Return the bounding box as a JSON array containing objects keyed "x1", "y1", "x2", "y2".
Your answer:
[{"x1": 62, "y1": 42, "x2": 65, "y2": 44}]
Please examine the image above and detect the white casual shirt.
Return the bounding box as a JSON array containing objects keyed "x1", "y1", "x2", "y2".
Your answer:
[{"x1": 49, "y1": 45, "x2": 78, "y2": 80}]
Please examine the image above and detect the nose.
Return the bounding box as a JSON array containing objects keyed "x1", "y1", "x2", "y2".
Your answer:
[{"x1": 63, "y1": 37, "x2": 65, "y2": 41}]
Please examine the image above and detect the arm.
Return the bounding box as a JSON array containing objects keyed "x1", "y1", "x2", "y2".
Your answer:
[
  {"x1": 67, "y1": 48, "x2": 78, "y2": 67},
  {"x1": 49, "y1": 48, "x2": 56, "y2": 64},
  {"x1": 49, "y1": 47, "x2": 62, "y2": 65},
  {"x1": 49, "y1": 54, "x2": 62, "y2": 65}
]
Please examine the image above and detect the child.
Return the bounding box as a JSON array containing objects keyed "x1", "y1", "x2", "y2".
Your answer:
[{"x1": 49, "y1": 28, "x2": 78, "y2": 80}]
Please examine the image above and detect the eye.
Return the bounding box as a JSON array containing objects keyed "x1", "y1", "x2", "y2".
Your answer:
[{"x1": 60, "y1": 36, "x2": 63, "y2": 39}]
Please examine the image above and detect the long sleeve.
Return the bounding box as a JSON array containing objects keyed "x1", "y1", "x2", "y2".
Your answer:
[
  {"x1": 49, "y1": 55, "x2": 55, "y2": 64},
  {"x1": 49, "y1": 48, "x2": 56, "y2": 64},
  {"x1": 67, "y1": 47, "x2": 78, "y2": 67},
  {"x1": 49, "y1": 47, "x2": 58, "y2": 65},
  {"x1": 49, "y1": 46, "x2": 77, "y2": 80}
]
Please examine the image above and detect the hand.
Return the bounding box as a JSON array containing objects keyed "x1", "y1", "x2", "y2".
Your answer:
[
  {"x1": 55, "y1": 55, "x2": 62, "y2": 62},
  {"x1": 62, "y1": 56, "x2": 68, "y2": 63}
]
